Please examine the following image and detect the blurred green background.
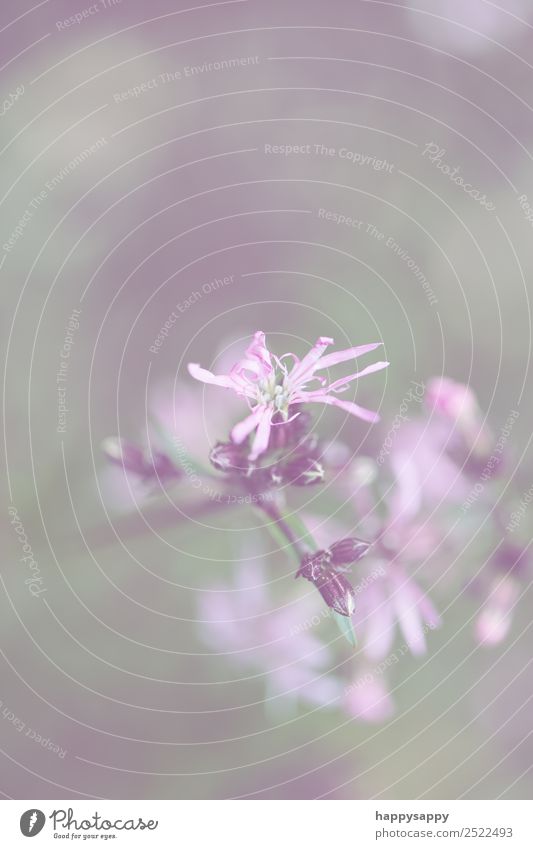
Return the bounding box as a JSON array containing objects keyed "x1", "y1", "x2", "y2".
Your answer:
[{"x1": 1, "y1": 0, "x2": 532, "y2": 799}]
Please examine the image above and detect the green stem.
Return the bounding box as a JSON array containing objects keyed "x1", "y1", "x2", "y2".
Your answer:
[{"x1": 256, "y1": 499, "x2": 313, "y2": 561}]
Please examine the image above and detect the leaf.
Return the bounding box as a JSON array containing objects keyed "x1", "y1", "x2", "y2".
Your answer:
[
  {"x1": 332, "y1": 611, "x2": 358, "y2": 648},
  {"x1": 257, "y1": 514, "x2": 301, "y2": 565}
]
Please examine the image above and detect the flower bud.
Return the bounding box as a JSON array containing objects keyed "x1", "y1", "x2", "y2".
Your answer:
[
  {"x1": 102, "y1": 438, "x2": 179, "y2": 483},
  {"x1": 330, "y1": 537, "x2": 371, "y2": 566},
  {"x1": 209, "y1": 441, "x2": 253, "y2": 475},
  {"x1": 297, "y1": 551, "x2": 356, "y2": 617},
  {"x1": 317, "y1": 571, "x2": 357, "y2": 617},
  {"x1": 275, "y1": 455, "x2": 325, "y2": 487},
  {"x1": 268, "y1": 405, "x2": 312, "y2": 450}
]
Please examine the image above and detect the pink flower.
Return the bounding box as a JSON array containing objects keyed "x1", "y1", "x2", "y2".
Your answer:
[
  {"x1": 474, "y1": 576, "x2": 520, "y2": 647},
  {"x1": 188, "y1": 331, "x2": 388, "y2": 460},
  {"x1": 198, "y1": 557, "x2": 342, "y2": 711},
  {"x1": 354, "y1": 565, "x2": 441, "y2": 661},
  {"x1": 425, "y1": 376, "x2": 493, "y2": 461}
]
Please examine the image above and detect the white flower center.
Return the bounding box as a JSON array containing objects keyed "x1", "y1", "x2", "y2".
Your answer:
[{"x1": 257, "y1": 374, "x2": 291, "y2": 416}]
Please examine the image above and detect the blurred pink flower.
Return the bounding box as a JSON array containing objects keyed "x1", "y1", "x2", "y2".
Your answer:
[
  {"x1": 371, "y1": 378, "x2": 490, "y2": 539},
  {"x1": 198, "y1": 557, "x2": 342, "y2": 710},
  {"x1": 425, "y1": 376, "x2": 493, "y2": 461},
  {"x1": 99, "y1": 434, "x2": 180, "y2": 513},
  {"x1": 354, "y1": 565, "x2": 441, "y2": 661},
  {"x1": 188, "y1": 331, "x2": 388, "y2": 460},
  {"x1": 474, "y1": 576, "x2": 520, "y2": 647},
  {"x1": 100, "y1": 370, "x2": 240, "y2": 512}
]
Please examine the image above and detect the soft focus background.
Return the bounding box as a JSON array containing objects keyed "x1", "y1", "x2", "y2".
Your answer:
[{"x1": 1, "y1": 0, "x2": 532, "y2": 799}]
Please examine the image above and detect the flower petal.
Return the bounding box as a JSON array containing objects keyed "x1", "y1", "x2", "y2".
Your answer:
[
  {"x1": 361, "y1": 583, "x2": 395, "y2": 661},
  {"x1": 187, "y1": 363, "x2": 237, "y2": 390},
  {"x1": 288, "y1": 336, "x2": 334, "y2": 385},
  {"x1": 231, "y1": 407, "x2": 266, "y2": 444},
  {"x1": 249, "y1": 408, "x2": 274, "y2": 459},
  {"x1": 326, "y1": 361, "x2": 389, "y2": 393},
  {"x1": 232, "y1": 330, "x2": 273, "y2": 380},
  {"x1": 391, "y1": 574, "x2": 429, "y2": 656},
  {"x1": 298, "y1": 392, "x2": 381, "y2": 423},
  {"x1": 314, "y1": 342, "x2": 383, "y2": 371}
]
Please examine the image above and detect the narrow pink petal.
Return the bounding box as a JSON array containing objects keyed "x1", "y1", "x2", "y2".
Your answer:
[
  {"x1": 288, "y1": 336, "x2": 334, "y2": 384},
  {"x1": 231, "y1": 407, "x2": 265, "y2": 444},
  {"x1": 298, "y1": 392, "x2": 380, "y2": 423},
  {"x1": 314, "y1": 342, "x2": 383, "y2": 371},
  {"x1": 233, "y1": 331, "x2": 273, "y2": 380},
  {"x1": 249, "y1": 408, "x2": 273, "y2": 459},
  {"x1": 222, "y1": 369, "x2": 259, "y2": 400},
  {"x1": 247, "y1": 331, "x2": 272, "y2": 369},
  {"x1": 361, "y1": 584, "x2": 395, "y2": 661},
  {"x1": 327, "y1": 361, "x2": 389, "y2": 392},
  {"x1": 417, "y1": 589, "x2": 442, "y2": 631},
  {"x1": 391, "y1": 577, "x2": 427, "y2": 656},
  {"x1": 188, "y1": 363, "x2": 237, "y2": 390},
  {"x1": 388, "y1": 451, "x2": 423, "y2": 522}
]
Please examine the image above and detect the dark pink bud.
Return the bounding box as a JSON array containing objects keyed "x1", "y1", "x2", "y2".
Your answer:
[
  {"x1": 296, "y1": 550, "x2": 331, "y2": 578},
  {"x1": 209, "y1": 441, "x2": 253, "y2": 475},
  {"x1": 297, "y1": 551, "x2": 356, "y2": 617},
  {"x1": 317, "y1": 572, "x2": 357, "y2": 617},
  {"x1": 329, "y1": 537, "x2": 371, "y2": 566},
  {"x1": 268, "y1": 406, "x2": 313, "y2": 450},
  {"x1": 102, "y1": 438, "x2": 179, "y2": 483},
  {"x1": 275, "y1": 455, "x2": 325, "y2": 486},
  {"x1": 297, "y1": 432, "x2": 321, "y2": 457}
]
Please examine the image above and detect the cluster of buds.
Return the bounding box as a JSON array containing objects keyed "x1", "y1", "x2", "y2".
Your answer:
[
  {"x1": 209, "y1": 406, "x2": 326, "y2": 490},
  {"x1": 296, "y1": 538, "x2": 371, "y2": 617},
  {"x1": 101, "y1": 437, "x2": 180, "y2": 484}
]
